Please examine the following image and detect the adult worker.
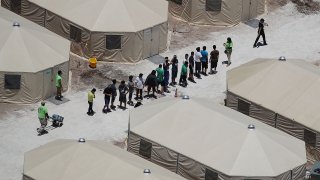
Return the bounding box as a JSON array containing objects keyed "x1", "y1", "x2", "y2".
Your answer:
[
  {"x1": 55, "y1": 70, "x2": 63, "y2": 100},
  {"x1": 37, "y1": 101, "x2": 49, "y2": 135},
  {"x1": 223, "y1": 37, "x2": 233, "y2": 66},
  {"x1": 87, "y1": 88, "x2": 96, "y2": 116},
  {"x1": 253, "y1": 18, "x2": 268, "y2": 48}
]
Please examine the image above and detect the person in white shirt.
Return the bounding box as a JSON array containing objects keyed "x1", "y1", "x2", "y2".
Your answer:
[
  {"x1": 194, "y1": 47, "x2": 202, "y2": 79},
  {"x1": 134, "y1": 73, "x2": 144, "y2": 100}
]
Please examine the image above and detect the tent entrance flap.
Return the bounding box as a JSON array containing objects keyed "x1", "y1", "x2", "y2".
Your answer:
[
  {"x1": 143, "y1": 28, "x2": 152, "y2": 58},
  {"x1": 43, "y1": 68, "x2": 53, "y2": 99},
  {"x1": 241, "y1": 0, "x2": 251, "y2": 21}
]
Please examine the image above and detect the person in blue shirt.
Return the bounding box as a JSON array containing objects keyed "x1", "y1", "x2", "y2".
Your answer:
[{"x1": 200, "y1": 46, "x2": 209, "y2": 76}]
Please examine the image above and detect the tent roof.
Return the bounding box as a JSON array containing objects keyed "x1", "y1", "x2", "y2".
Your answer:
[
  {"x1": 24, "y1": 139, "x2": 186, "y2": 180},
  {"x1": 29, "y1": 0, "x2": 168, "y2": 32},
  {"x1": 0, "y1": 8, "x2": 69, "y2": 73},
  {"x1": 227, "y1": 58, "x2": 320, "y2": 133},
  {"x1": 130, "y1": 97, "x2": 306, "y2": 177}
]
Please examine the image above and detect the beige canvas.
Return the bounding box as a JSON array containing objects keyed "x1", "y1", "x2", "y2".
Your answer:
[
  {"x1": 129, "y1": 97, "x2": 306, "y2": 178},
  {"x1": 169, "y1": 0, "x2": 265, "y2": 26},
  {"x1": 227, "y1": 58, "x2": 320, "y2": 134},
  {"x1": 1, "y1": 0, "x2": 169, "y2": 62},
  {"x1": 23, "y1": 139, "x2": 186, "y2": 180},
  {"x1": 0, "y1": 8, "x2": 70, "y2": 103}
]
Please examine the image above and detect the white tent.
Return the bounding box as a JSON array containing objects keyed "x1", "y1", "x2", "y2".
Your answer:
[
  {"x1": 2, "y1": 0, "x2": 169, "y2": 62},
  {"x1": 23, "y1": 139, "x2": 187, "y2": 180},
  {"x1": 227, "y1": 58, "x2": 320, "y2": 149},
  {"x1": 0, "y1": 7, "x2": 70, "y2": 104},
  {"x1": 128, "y1": 97, "x2": 307, "y2": 180},
  {"x1": 169, "y1": 0, "x2": 265, "y2": 26}
]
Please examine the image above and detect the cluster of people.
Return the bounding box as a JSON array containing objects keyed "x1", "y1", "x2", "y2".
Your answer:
[{"x1": 86, "y1": 38, "x2": 235, "y2": 116}]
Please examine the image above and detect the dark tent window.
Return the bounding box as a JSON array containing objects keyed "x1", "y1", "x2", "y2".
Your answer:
[
  {"x1": 206, "y1": 0, "x2": 222, "y2": 11},
  {"x1": 105, "y1": 35, "x2": 121, "y2": 50},
  {"x1": 205, "y1": 169, "x2": 218, "y2": 180},
  {"x1": 304, "y1": 129, "x2": 316, "y2": 147},
  {"x1": 4, "y1": 74, "x2": 21, "y2": 89},
  {"x1": 139, "y1": 139, "x2": 152, "y2": 158},
  {"x1": 238, "y1": 98, "x2": 250, "y2": 116},
  {"x1": 69, "y1": 25, "x2": 82, "y2": 43},
  {"x1": 11, "y1": 0, "x2": 21, "y2": 14},
  {"x1": 171, "y1": 0, "x2": 182, "y2": 5}
]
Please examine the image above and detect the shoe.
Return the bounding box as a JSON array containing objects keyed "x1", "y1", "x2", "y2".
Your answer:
[{"x1": 253, "y1": 45, "x2": 257, "y2": 48}]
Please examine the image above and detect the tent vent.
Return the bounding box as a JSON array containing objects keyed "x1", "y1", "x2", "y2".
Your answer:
[
  {"x1": 143, "y1": 169, "x2": 151, "y2": 174},
  {"x1": 278, "y1": 56, "x2": 286, "y2": 61},
  {"x1": 248, "y1": 124, "x2": 255, "y2": 130},
  {"x1": 13, "y1": 22, "x2": 20, "y2": 27},
  {"x1": 182, "y1": 95, "x2": 190, "y2": 100},
  {"x1": 78, "y1": 138, "x2": 86, "y2": 143}
]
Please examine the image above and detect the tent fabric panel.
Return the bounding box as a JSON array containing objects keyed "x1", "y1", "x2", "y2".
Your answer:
[
  {"x1": 45, "y1": 11, "x2": 90, "y2": 43},
  {"x1": 151, "y1": 25, "x2": 161, "y2": 56},
  {"x1": 316, "y1": 133, "x2": 320, "y2": 149},
  {"x1": 250, "y1": 102, "x2": 276, "y2": 127},
  {"x1": 257, "y1": 0, "x2": 266, "y2": 15},
  {"x1": 177, "y1": 154, "x2": 206, "y2": 180},
  {"x1": 292, "y1": 164, "x2": 306, "y2": 180},
  {"x1": 151, "y1": 142, "x2": 178, "y2": 173},
  {"x1": 0, "y1": 72, "x2": 43, "y2": 104},
  {"x1": 1, "y1": 0, "x2": 10, "y2": 9},
  {"x1": 226, "y1": 91, "x2": 238, "y2": 110},
  {"x1": 276, "y1": 114, "x2": 304, "y2": 140},
  {"x1": 159, "y1": 22, "x2": 168, "y2": 53},
  {"x1": 169, "y1": 0, "x2": 192, "y2": 22},
  {"x1": 190, "y1": 0, "x2": 242, "y2": 26},
  {"x1": 121, "y1": 32, "x2": 143, "y2": 63},
  {"x1": 21, "y1": 0, "x2": 45, "y2": 26},
  {"x1": 127, "y1": 132, "x2": 142, "y2": 155}
]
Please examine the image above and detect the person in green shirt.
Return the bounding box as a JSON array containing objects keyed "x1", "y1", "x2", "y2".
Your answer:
[
  {"x1": 223, "y1": 37, "x2": 233, "y2": 66},
  {"x1": 87, "y1": 88, "x2": 96, "y2": 116},
  {"x1": 156, "y1": 64, "x2": 164, "y2": 94},
  {"x1": 37, "y1": 101, "x2": 49, "y2": 135},
  {"x1": 179, "y1": 61, "x2": 188, "y2": 87},
  {"x1": 55, "y1": 70, "x2": 63, "y2": 100}
]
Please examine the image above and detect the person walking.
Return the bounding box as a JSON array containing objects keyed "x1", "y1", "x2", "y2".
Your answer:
[
  {"x1": 253, "y1": 18, "x2": 268, "y2": 48},
  {"x1": 223, "y1": 37, "x2": 233, "y2": 66},
  {"x1": 118, "y1": 80, "x2": 128, "y2": 109},
  {"x1": 127, "y1": 75, "x2": 135, "y2": 106},
  {"x1": 135, "y1": 73, "x2": 144, "y2": 100},
  {"x1": 144, "y1": 70, "x2": 157, "y2": 99},
  {"x1": 110, "y1": 79, "x2": 117, "y2": 109},
  {"x1": 179, "y1": 61, "x2": 188, "y2": 87},
  {"x1": 37, "y1": 101, "x2": 49, "y2": 135},
  {"x1": 156, "y1": 64, "x2": 164, "y2": 94},
  {"x1": 87, "y1": 88, "x2": 96, "y2": 116},
  {"x1": 103, "y1": 85, "x2": 112, "y2": 113},
  {"x1": 170, "y1": 55, "x2": 179, "y2": 86},
  {"x1": 195, "y1": 47, "x2": 202, "y2": 79},
  {"x1": 200, "y1": 46, "x2": 209, "y2": 75},
  {"x1": 55, "y1": 70, "x2": 63, "y2": 100},
  {"x1": 209, "y1": 45, "x2": 219, "y2": 74}
]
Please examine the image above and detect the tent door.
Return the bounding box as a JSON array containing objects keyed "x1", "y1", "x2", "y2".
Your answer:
[
  {"x1": 143, "y1": 28, "x2": 152, "y2": 58},
  {"x1": 151, "y1": 26, "x2": 160, "y2": 56},
  {"x1": 43, "y1": 68, "x2": 53, "y2": 99},
  {"x1": 241, "y1": 0, "x2": 251, "y2": 21}
]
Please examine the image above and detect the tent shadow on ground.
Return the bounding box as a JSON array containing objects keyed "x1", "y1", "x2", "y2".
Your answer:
[
  {"x1": 147, "y1": 55, "x2": 165, "y2": 64},
  {"x1": 244, "y1": 18, "x2": 260, "y2": 28}
]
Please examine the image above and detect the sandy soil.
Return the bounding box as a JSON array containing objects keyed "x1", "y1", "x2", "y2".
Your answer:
[{"x1": 1, "y1": 1, "x2": 320, "y2": 179}]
